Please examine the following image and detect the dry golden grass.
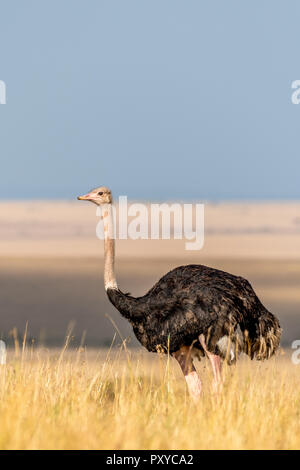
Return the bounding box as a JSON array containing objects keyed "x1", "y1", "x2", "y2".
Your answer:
[{"x1": 0, "y1": 343, "x2": 299, "y2": 450}]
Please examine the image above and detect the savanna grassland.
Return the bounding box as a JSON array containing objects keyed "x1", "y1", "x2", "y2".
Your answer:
[{"x1": 0, "y1": 345, "x2": 299, "y2": 450}]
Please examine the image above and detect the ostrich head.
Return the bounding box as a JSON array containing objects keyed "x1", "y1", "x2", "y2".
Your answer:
[{"x1": 77, "y1": 186, "x2": 112, "y2": 205}]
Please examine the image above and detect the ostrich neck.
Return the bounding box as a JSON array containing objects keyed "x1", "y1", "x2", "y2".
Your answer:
[{"x1": 102, "y1": 203, "x2": 118, "y2": 291}]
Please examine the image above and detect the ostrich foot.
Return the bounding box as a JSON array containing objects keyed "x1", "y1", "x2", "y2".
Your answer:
[
  {"x1": 211, "y1": 379, "x2": 223, "y2": 396},
  {"x1": 173, "y1": 346, "x2": 202, "y2": 401},
  {"x1": 185, "y1": 371, "x2": 202, "y2": 402},
  {"x1": 209, "y1": 354, "x2": 223, "y2": 394}
]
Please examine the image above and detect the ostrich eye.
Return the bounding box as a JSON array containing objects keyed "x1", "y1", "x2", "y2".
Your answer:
[{"x1": 98, "y1": 191, "x2": 103, "y2": 196}]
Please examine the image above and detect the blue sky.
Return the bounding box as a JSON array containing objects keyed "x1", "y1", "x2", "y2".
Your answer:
[{"x1": 0, "y1": 1, "x2": 300, "y2": 200}]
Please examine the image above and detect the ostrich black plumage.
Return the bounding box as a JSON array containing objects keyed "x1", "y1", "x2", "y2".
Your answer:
[{"x1": 78, "y1": 186, "x2": 282, "y2": 400}]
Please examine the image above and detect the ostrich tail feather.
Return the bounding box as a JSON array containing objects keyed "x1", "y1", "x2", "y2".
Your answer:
[{"x1": 243, "y1": 311, "x2": 282, "y2": 360}]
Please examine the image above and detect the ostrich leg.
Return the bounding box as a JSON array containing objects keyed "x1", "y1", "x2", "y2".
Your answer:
[
  {"x1": 199, "y1": 334, "x2": 223, "y2": 393},
  {"x1": 173, "y1": 346, "x2": 202, "y2": 402}
]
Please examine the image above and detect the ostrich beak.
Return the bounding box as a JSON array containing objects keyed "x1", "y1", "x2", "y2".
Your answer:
[{"x1": 77, "y1": 193, "x2": 92, "y2": 201}]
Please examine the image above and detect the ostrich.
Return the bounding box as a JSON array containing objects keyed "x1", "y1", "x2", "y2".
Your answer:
[{"x1": 78, "y1": 187, "x2": 281, "y2": 400}]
